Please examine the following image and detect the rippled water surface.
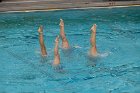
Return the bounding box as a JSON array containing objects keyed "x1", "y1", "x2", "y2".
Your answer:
[{"x1": 0, "y1": 6, "x2": 140, "y2": 93}]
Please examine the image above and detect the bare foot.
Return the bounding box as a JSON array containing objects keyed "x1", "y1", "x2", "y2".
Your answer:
[
  {"x1": 55, "y1": 35, "x2": 59, "y2": 43},
  {"x1": 38, "y1": 25, "x2": 43, "y2": 34},
  {"x1": 59, "y1": 19, "x2": 64, "y2": 27},
  {"x1": 91, "y1": 24, "x2": 97, "y2": 33}
]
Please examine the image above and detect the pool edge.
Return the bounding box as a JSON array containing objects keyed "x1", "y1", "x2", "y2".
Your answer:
[
  {"x1": 0, "y1": 1, "x2": 140, "y2": 13},
  {"x1": 0, "y1": 4, "x2": 140, "y2": 13}
]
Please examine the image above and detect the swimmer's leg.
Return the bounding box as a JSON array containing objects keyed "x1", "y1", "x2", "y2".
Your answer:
[
  {"x1": 89, "y1": 24, "x2": 98, "y2": 56},
  {"x1": 53, "y1": 36, "x2": 60, "y2": 66},
  {"x1": 59, "y1": 19, "x2": 70, "y2": 49},
  {"x1": 38, "y1": 25, "x2": 47, "y2": 56}
]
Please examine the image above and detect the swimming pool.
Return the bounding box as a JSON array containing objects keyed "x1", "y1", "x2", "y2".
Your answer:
[{"x1": 0, "y1": 6, "x2": 140, "y2": 93}]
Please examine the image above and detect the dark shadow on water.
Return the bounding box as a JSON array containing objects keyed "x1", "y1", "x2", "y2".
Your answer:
[
  {"x1": 86, "y1": 55, "x2": 100, "y2": 67},
  {"x1": 39, "y1": 56, "x2": 48, "y2": 64},
  {"x1": 53, "y1": 64, "x2": 66, "y2": 74},
  {"x1": 18, "y1": 74, "x2": 37, "y2": 80},
  {"x1": 61, "y1": 47, "x2": 74, "y2": 58}
]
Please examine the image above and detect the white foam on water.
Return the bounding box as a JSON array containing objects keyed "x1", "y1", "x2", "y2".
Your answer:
[
  {"x1": 98, "y1": 51, "x2": 111, "y2": 58},
  {"x1": 73, "y1": 45, "x2": 82, "y2": 49},
  {"x1": 87, "y1": 51, "x2": 111, "y2": 58}
]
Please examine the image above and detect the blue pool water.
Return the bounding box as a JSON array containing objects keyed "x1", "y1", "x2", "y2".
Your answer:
[{"x1": 0, "y1": 6, "x2": 140, "y2": 93}]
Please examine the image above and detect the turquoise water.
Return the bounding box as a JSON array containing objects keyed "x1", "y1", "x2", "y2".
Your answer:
[{"x1": 0, "y1": 6, "x2": 140, "y2": 93}]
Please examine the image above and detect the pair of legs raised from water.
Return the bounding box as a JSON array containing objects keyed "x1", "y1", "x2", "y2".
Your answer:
[
  {"x1": 38, "y1": 19, "x2": 98, "y2": 66},
  {"x1": 38, "y1": 19, "x2": 69, "y2": 65},
  {"x1": 53, "y1": 19, "x2": 70, "y2": 66}
]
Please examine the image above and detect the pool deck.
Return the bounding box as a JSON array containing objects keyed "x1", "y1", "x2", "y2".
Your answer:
[{"x1": 0, "y1": 0, "x2": 140, "y2": 12}]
